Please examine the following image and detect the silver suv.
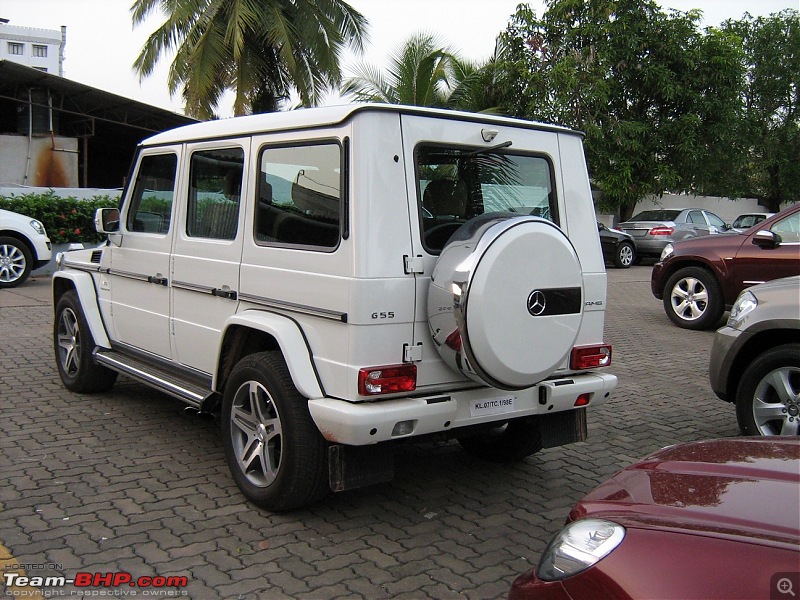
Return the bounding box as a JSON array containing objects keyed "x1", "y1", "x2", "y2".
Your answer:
[{"x1": 53, "y1": 105, "x2": 616, "y2": 510}]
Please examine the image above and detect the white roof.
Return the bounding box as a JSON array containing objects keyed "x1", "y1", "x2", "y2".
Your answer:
[{"x1": 142, "y1": 103, "x2": 578, "y2": 147}]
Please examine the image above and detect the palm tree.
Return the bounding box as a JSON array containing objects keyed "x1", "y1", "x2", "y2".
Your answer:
[
  {"x1": 342, "y1": 32, "x2": 455, "y2": 106},
  {"x1": 342, "y1": 32, "x2": 507, "y2": 114},
  {"x1": 131, "y1": 0, "x2": 368, "y2": 119}
]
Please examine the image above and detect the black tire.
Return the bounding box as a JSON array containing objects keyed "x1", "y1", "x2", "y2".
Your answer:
[
  {"x1": 662, "y1": 266, "x2": 724, "y2": 330},
  {"x1": 54, "y1": 290, "x2": 118, "y2": 393},
  {"x1": 457, "y1": 416, "x2": 543, "y2": 462},
  {"x1": 221, "y1": 351, "x2": 329, "y2": 511},
  {"x1": 0, "y1": 236, "x2": 33, "y2": 288},
  {"x1": 735, "y1": 344, "x2": 800, "y2": 437},
  {"x1": 613, "y1": 242, "x2": 635, "y2": 269}
]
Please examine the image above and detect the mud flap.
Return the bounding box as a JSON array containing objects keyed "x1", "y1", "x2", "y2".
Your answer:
[
  {"x1": 328, "y1": 444, "x2": 395, "y2": 492},
  {"x1": 539, "y1": 408, "x2": 587, "y2": 449}
]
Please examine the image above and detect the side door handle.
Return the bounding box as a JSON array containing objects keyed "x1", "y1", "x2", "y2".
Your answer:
[
  {"x1": 211, "y1": 287, "x2": 238, "y2": 300},
  {"x1": 147, "y1": 275, "x2": 168, "y2": 286}
]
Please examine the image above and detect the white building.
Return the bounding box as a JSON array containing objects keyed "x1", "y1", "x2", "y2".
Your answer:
[{"x1": 0, "y1": 18, "x2": 65, "y2": 76}]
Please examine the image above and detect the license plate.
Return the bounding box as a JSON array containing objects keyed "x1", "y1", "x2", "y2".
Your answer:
[{"x1": 470, "y1": 395, "x2": 516, "y2": 417}]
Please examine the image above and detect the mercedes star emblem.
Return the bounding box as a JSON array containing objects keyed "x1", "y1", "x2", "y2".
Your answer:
[{"x1": 527, "y1": 290, "x2": 546, "y2": 316}]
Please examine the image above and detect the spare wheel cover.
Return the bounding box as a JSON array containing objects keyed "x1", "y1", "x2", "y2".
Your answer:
[{"x1": 427, "y1": 215, "x2": 584, "y2": 389}]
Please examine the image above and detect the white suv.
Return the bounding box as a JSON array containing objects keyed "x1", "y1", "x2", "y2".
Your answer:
[
  {"x1": 0, "y1": 208, "x2": 52, "y2": 288},
  {"x1": 53, "y1": 105, "x2": 616, "y2": 510}
]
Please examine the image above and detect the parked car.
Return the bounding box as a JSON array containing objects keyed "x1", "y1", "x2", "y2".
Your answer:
[
  {"x1": 709, "y1": 276, "x2": 800, "y2": 436},
  {"x1": 617, "y1": 208, "x2": 730, "y2": 262},
  {"x1": 509, "y1": 437, "x2": 800, "y2": 600},
  {"x1": 0, "y1": 208, "x2": 52, "y2": 288},
  {"x1": 651, "y1": 203, "x2": 800, "y2": 329},
  {"x1": 52, "y1": 104, "x2": 616, "y2": 511},
  {"x1": 730, "y1": 212, "x2": 775, "y2": 232},
  {"x1": 597, "y1": 222, "x2": 636, "y2": 269}
]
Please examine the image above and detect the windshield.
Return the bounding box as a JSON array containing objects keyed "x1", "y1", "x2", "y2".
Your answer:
[
  {"x1": 416, "y1": 144, "x2": 556, "y2": 253},
  {"x1": 629, "y1": 210, "x2": 681, "y2": 222}
]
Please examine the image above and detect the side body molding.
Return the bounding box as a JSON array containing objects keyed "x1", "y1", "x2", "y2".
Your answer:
[
  {"x1": 218, "y1": 311, "x2": 324, "y2": 400},
  {"x1": 52, "y1": 271, "x2": 112, "y2": 349}
]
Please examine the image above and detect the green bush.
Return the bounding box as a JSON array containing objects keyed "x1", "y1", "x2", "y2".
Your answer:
[{"x1": 0, "y1": 191, "x2": 119, "y2": 244}]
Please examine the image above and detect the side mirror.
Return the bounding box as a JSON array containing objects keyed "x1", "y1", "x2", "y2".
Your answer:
[
  {"x1": 752, "y1": 229, "x2": 781, "y2": 249},
  {"x1": 95, "y1": 208, "x2": 120, "y2": 234}
]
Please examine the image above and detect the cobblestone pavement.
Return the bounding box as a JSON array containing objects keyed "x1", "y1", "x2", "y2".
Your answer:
[{"x1": 0, "y1": 267, "x2": 736, "y2": 599}]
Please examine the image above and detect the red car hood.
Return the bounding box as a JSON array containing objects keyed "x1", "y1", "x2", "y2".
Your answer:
[{"x1": 570, "y1": 438, "x2": 800, "y2": 547}]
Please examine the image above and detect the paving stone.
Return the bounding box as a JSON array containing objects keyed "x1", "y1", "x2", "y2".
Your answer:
[{"x1": 0, "y1": 269, "x2": 741, "y2": 599}]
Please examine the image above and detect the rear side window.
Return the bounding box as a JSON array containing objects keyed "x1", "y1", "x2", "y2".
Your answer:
[
  {"x1": 186, "y1": 147, "x2": 244, "y2": 240},
  {"x1": 255, "y1": 143, "x2": 341, "y2": 249},
  {"x1": 126, "y1": 154, "x2": 177, "y2": 234},
  {"x1": 416, "y1": 145, "x2": 556, "y2": 253}
]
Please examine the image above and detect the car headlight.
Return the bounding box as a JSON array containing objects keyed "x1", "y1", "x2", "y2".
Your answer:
[
  {"x1": 659, "y1": 243, "x2": 674, "y2": 262},
  {"x1": 29, "y1": 219, "x2": 46, "y2": 235},
  {"x1": 727, "y1": 291, "x2": 757, "y2": 328},
  {"x1": 536, "y1": 519, "x2": 625, "y2": 581}
]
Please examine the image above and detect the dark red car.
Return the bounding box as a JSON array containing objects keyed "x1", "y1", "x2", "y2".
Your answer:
[
  {"x1": 509, "y1": 438, "x2": 800, "y2": 600},
  {"x1": 650, "y1": 203, "x2": 800, "y2": 329}
]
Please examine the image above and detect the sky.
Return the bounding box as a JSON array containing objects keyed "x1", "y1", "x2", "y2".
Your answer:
[{"x1": 1, "y1": 0, "x2": 797, "y2": 118}]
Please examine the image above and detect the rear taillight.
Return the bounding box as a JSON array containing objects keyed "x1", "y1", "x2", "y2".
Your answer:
[
  {"x1": 649, "y1": 226, "x2": 674, "y2": 236},
  {"x1": 358, "y1": 364, "x2": 417, "y2": 395},
  {"x1": 570, "y1": 345, "x2": 612, "y2": 370}
]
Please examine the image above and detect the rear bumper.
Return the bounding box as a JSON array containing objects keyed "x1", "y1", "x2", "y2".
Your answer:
[{"x1": 308, "y1": 371, "x2": 618, "y2": 445}]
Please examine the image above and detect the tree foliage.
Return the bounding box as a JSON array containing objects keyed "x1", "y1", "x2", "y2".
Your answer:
[
  {"x1": 722, "y1": 10, "x2": 800, "y2": 212},
  {"x1": 131, "y1": 0, "x2": 368, "y2": 119},
  {"x1": 341, "y1": 33, "x2": 454, "y2": 106},
  {"x1": 498, "y1": 0, "x2": 747, "y2": 218}
]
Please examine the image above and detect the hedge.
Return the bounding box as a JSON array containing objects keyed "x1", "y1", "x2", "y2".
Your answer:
[{"x1": 0, "y1": 191, "x2": 119, "y2": 244}]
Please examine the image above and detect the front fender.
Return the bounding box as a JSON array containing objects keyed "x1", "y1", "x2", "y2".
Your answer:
[
  {"x1": 52, "y1": 271, "x2": 111, "y2": 349},
  {"x1": 217, "y1": 311, "x2": 324, "y2": 400}
]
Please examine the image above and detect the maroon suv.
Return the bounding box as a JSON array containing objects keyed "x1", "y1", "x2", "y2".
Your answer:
[{"x1": 651, "y1": 204, "x2": 800, "y2": 329}]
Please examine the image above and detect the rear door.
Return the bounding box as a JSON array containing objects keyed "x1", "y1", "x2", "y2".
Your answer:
[
  {"x1": 398, "y1": 114, "x2": 564, "y2": 384},
  {"x1": 170, "y1": 141, "x2": 248, "y2": 374}
]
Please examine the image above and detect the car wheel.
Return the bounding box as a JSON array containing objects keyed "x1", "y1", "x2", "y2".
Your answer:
[
  {"x1": 54, "y1": 291, "x2": 118, "y2": 393},
  {"x1": 613, "y1": 242, "x2": 635, "y2": 269},
  {"x1": 735, "y1": 344, "x2": 800, "y2": 436},
  {"x1": 457, "y1": 416, "x2": 543, "y2": 462},
  {"x1": 221, "y1": 351, "x2": 329, "y2": 511},
  {"x1": 0, "y1": 236, "x2": 33, "y2": 288},
  {"x1": 662, "y1": 267, "x2": 724, "y2": 330}
]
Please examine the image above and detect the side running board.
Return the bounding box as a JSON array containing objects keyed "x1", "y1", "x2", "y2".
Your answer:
[{"x1": 93, "y1": 350, "x2": 212, "y2": 409}]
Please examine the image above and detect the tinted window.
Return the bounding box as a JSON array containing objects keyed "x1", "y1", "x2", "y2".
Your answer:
[
  {"x1": 126, "y1": 154, "x2": 177, "y2": 234},
  {"x1": 687, "y1": 211, "x2": 704, "y2": 224},
  {"x1": 255, "y1": 143, "x2": 341, "y2": 249},
  {"x1": 629, "y1": 210, "x2": 681, "y2": 221},
  {"x1": 416, "y1": 145, "x2": 556, "y2": 253},
  {"x1": 186, "y1": 148, "x2": 244, "y2": 240},
  {"x1": 706, "y1": 212, "x2": 726, "y2": 228}
]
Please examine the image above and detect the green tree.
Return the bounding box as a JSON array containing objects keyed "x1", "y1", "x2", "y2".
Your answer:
[
  {"x1": 499, "y1": 0, "x2": 744, "y2": 219},
  {"x1": 722, "y1": 10, "x2": 800, "y2": 212},
  {"x1": 131, "y1": 0, "x2": 368, "y2": 119},
  {"x1": 341, "y1": 32, "x2": 454, "y2": 106}
]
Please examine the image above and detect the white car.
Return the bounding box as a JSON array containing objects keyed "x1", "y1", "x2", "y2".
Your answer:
[
  {"x1": 53, "y1": 104, "x2": 617, "y2": 510},
  {"x1": 730, "y1": 212, "x2": 776, "y2": 232},
  {"x1": 0, "y1": 208, "x2": 52, "y2": 288}
]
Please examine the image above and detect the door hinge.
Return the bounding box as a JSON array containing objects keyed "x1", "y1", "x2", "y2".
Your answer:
[
  {"x1": 404, "y1": 255, "x2": 424, "y2": 274},
  {"x1": 403, "y1": 342, "x2": 423, "y2": 363}
]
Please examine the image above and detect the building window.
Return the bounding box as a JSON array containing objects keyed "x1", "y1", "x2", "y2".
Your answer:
[
  {"x1": 32, "y1": 44, "x2": 47, "y2": 58},
  {"x1": 7, "y1": 42, "x2": 24, "y2": 55}
]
